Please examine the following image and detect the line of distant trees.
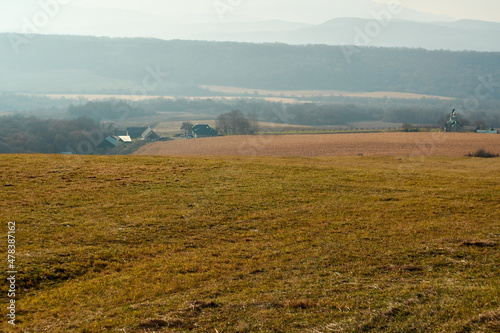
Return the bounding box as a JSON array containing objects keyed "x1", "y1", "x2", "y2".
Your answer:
[
  {"x1": 2, "y1": 93, "x2": 500, "y2": 128},
  {"x1": 132, "y1": 98, "x2": 500, "y2": 127},
  {"x1": 216, "y1": 110, "x2": 258, "y2": 135},
  {"x1": 0, "y1": 116, "x2": 111, "y2": 154},
  {"x1": 2, "y1": 35, "x2": 500, "y2": 99},
  {"x1": 1, "y1": 95, "x2": 499, "y2": 155}
]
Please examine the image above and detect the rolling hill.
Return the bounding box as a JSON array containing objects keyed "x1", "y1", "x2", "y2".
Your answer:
[{"x1": 1, "y1": 34, "x2": 499, "y2": 98}]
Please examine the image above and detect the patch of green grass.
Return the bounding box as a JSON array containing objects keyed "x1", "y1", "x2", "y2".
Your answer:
[{"x1": 0, "y1": 155, "x2": 499, "y2": 332}]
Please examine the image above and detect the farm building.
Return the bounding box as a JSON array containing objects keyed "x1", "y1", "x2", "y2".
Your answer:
[
  {"x1": 114, "y1": 129, "x2": 129, "y2": 136},
  {"x1": 444, "y1": 108, "x2": 462, "y2": 132},
  {"x1": 97, "y1": 136, "x2": 119, "y2": 149},
  {"x1": 141, "y1": 127, "x2": 160, "y2": 142},
  {"x1": 121, "y1": 127, "x2": 160, "y2": 141},
  {"x1": 126, "y1": 127, "x2": 148, "y2": 138},
  {"x1": 118, "y1": 136, "x2": 132, "y2": 143},
  {"x1": 477, "y1": 127, "x2": 498, "y2": 134},
  {"x1": 192, "y1": 124, "x2": 218, "y2": 138}
]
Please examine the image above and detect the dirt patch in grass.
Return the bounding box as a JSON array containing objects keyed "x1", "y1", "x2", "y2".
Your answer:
[{"x1": 461, "y1": 240, "x2": 497, "y2": 248}]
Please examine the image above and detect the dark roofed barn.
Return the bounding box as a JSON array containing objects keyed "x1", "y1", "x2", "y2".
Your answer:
[
  {"x1": 141, "y1": 127, "x2": 160, "y2": 142},
  {"x1": 192, "y1": 124, "x2": 218, "y2": 138},
  {"x1": 125, "y1": 127, "x2": 159, "y2": 141},
  {"x1": 114, "y1": 129, "x2": 128, "y2": 136},
  {"x1": 126, "y1": 127, "x2": 150, "y2": 139}
]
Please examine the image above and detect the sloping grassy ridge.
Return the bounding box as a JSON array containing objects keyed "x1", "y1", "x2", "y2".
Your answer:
[{"x1": 0, "y1": 155, "x2": 499, "y2": 332}]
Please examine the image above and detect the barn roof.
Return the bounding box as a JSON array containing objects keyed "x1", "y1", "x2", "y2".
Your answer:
[
  {"x1": 192, "y1": 124, "x2": 217, "y2": 136},
  {"x1": 97, "y1": 136, "x2": 119, "y2": 148},
  {"x1": 118, "y1": 136, "x2": 132, "y2": 143},
  {"x1": 127, "y1": 127, "x2": 149, "y2": 134},
  {"x1": 126, "y1": 127, "x2": 150, "y2": 138}
]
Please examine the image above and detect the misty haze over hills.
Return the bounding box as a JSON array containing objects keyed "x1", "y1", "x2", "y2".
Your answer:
[
  {"x1": 3, "y1": 17, "x2": 500, "y2": 52},
  {"x1": 3, "y1": 16, "x2": 500, "y2": 52},
  {"x1": 181, "y1": 19, "x2": 500, "y2": 52},
  {"x1": 1, "y1": 0, "x2": 499, "y2": 52},
  {"x1": 1, "y1": 1, "x2": 499, "y2": 102},
  {"x1": 0, "y1": 0, "x2": 456, "y2": 28}
]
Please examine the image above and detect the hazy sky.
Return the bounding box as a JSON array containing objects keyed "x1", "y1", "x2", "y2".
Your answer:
[
  {"x1": 374, "y1": 0, "x2": 500, "y2": 22},
  {"x1": 71, "y1": 0, "x2": 498, "y2": 22},
  {"x1": 1, "y1": 0, "x2": 499, "y2": 37}
]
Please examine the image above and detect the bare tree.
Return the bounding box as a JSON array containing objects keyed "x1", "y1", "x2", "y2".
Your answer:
[
  {"x1": 180, "y1": 121, "x2": 194, "y2": 136},
  {"x1": 216, "y1": 110, "x2": 254, "y2": 135}
]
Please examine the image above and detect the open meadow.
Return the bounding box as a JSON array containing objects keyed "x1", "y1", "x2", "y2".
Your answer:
[
  {"x1": 0, "y1": 154, "x2": 499, "y2": 332},
  {"x1": 200, "y1": 86, "x2": 454, "y2": 100},
  {"x1": 135, "y1": 132, "x2": 500, "y2": 157}
]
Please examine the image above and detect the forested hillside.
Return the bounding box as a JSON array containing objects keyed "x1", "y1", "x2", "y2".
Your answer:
[
  {"x1": 1, "y1": 34, "x2": 499, "y2": 98},
  {"x1": 0, "y1": 116, "x2": 110, "y2": 154}
]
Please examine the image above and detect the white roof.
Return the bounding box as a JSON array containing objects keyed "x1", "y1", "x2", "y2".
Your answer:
[{"x1": 118, "y1": 136, "x2": 132, "y2": 143}]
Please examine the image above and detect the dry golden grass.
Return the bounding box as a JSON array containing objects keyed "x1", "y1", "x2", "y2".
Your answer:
[
  {"x1": 0, "y1": 154, "x2": 498, "y2": 332},
  {"x1": 135, "y1": 132, "x2": 500, "y2": 157}
]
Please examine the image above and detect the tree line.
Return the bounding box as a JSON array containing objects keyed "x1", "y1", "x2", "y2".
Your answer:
[
  {"x1": 215, "y1": 110, "x2": 259, "y2": 135},
  {"x1": 1, "y1": 34, "x2": 500, "y2": 99},
  {"x1": 4, "y1": 96, "x2": 500, "y2": 136},
  {"x1": 0, "y1": 116, "x2": 111, "y2": 154}
]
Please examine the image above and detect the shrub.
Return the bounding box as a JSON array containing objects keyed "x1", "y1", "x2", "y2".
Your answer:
[{"x1": 466, "y1": 148, "x2": 499, "y2": 158}]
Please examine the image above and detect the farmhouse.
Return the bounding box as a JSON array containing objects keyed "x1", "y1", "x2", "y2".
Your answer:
[
  {"x1": 141, "y1": 127, "x2": 160, "y2": 141},
  {"x1": 444, "y1": 108, "x2": 462, "y2": 132},
  {"x1": 119, "y1": 127, "x2": 160, "y2": 142},
  {"x1": 192, "y1": 124, "x2": 218, "y2": 138},
  {"x1": 125, "y1": 127, "x2": 147, "y2": 138},
  {"x1": 114, "y1": 129, "x2": 128, "y2": 136},
  {"x1": 126, "y1": 127, "x2": 148, "y2": 139}
]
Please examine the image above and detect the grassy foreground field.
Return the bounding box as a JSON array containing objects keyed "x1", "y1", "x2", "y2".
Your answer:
[{"x1": 1, "y1": 154, "x2": 499, "y2": 332}]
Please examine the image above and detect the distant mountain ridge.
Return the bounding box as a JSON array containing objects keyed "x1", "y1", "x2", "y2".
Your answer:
[
  {"x1": 186, "y1": 18, "x2": 500, "y2": 52},
  {"x1": 1, "y1": 0, "x2": 499, "y2": 51}
]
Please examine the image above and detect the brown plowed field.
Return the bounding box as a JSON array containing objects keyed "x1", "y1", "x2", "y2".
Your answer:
[{"x1": 134, "y1": 132, "x2": 500, "y2": 157}]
